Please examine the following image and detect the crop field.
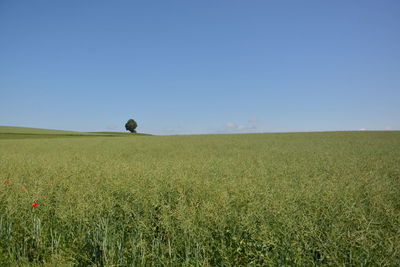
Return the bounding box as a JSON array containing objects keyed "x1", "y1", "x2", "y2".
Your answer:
[{"x1": 0, "y1": 128, "x2": 399, "y2": 266}]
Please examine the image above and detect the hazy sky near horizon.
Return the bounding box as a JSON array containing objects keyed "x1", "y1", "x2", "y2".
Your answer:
[{"x1": 1, "y1": 0, "x2": 399, "y2": 135}]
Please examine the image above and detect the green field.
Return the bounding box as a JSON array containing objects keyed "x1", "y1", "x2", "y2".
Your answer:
[
  {"x1": 0, "y1": 126, "x2": 148, "y2": 140},
  {"x1": 0, "y1": 127, "x2": 399, "y2": 265}
]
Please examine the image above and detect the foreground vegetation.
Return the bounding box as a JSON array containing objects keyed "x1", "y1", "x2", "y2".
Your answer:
[{"x1": 0, "y1": 129, "x2": 399, "y2": 265}]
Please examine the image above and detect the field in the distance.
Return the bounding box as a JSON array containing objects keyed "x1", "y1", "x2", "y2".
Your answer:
[
  {"x1": 0, "y1": 128, "x2": 399, "y2": 265},
  {"x1": 0, "y1": 126, "x2": 150, "y2": 140}
]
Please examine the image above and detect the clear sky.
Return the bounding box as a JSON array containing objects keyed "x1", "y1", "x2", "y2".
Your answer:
[{"x1": 1, "y1": 1, "x2": 399, "y2": 135}]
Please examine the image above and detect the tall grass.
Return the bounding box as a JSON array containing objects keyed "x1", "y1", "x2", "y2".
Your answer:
[{"x1": 0, "y1": 132, "x2": 399, "y2": 265}]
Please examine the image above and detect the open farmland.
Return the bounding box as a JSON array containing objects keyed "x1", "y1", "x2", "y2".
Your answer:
[
  {"x1": 0, "y1": 127, "x2": 150, "y2": 140},
  {"x1": 0, "y1": 129, "x2": 399, "y2": 265}
]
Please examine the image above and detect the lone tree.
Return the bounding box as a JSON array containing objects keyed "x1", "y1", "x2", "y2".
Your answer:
[{"x1": 125, "y1": 119, "x2": 138, "y2": 133}]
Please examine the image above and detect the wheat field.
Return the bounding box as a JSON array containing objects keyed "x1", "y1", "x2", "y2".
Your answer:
[{"x1": 0, "y1": 129, "x2": 399, "y2": 265}]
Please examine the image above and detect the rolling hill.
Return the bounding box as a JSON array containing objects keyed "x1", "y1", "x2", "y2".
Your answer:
[{"x1": 0, "y1": 126, "x2": 149, "y2": 139}]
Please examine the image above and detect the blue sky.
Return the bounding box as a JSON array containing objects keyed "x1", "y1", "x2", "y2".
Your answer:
[{"x1": 1, "y1": 0, "x2": 399, "y2": 134}]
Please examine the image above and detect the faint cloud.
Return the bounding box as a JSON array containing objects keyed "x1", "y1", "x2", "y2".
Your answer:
[
  {"x1": 359, "y1": 128, "x2": 367, "y2": 131},
  {"x1": 106, "y1": 125, "x2": 118, "y2": 130},
  {"x1": 238, "y1": 125, "x2": 256, "y2": 130},
  {"x1": 225, "y1": 122, "x2": 238, "y2": 128},
  {"x1": 248, "y1": 117, "x2": 257, "y2": 123},
  {"x1": 384, "y1": 126, "x2": 392, "y2": 130},
  {"x1": 225, "y1": 122, "x2": 256, "y2": 131}
]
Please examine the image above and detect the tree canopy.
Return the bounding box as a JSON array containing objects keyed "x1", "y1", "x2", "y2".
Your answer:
[{"x1": 125, "y1": 119, "x2": 137, "y2": 133}]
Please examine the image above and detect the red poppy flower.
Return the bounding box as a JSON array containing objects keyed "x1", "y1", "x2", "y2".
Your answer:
[{"x1": 31, "y1": 202, "x2": 38, "y2": 207}]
